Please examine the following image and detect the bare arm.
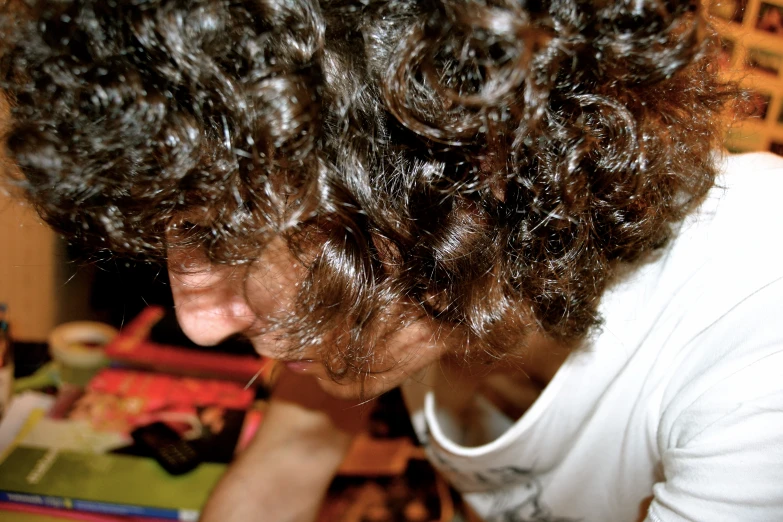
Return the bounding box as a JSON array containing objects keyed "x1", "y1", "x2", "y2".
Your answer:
[{"x1": 200, "y1": 368, "x2": 374, "y2": 522}]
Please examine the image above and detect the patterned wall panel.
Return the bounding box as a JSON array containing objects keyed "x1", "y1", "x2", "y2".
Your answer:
[{"x1": 710, "y1": 0, "x2": 783, "y2": 154}]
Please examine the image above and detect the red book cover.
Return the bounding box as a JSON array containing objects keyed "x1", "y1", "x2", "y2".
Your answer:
[{"x1": 48, "y1": 368, "x2": 262, "y2": 462}]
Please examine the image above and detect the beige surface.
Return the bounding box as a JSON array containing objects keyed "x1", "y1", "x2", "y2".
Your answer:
[{"x1": 0, "y1": 195, "x2": 58, "y2": 342}]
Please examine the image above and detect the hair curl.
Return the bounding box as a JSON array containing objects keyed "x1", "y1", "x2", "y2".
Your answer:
[{"x1": 2, "y1": 0, "x2": 737, "y2": 379}]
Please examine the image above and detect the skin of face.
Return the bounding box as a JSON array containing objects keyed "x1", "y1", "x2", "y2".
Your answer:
[{"x1": 168, "y1": 237, "x2": 458, "y2": 400}]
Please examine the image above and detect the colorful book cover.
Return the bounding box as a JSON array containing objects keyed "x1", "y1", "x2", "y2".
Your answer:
[
  {"x1": 45, "y1": 368, "x2": 261, "y2": 460},
  {"x1": 0, "y1": 368, "x2": 266, "y2": 520}
]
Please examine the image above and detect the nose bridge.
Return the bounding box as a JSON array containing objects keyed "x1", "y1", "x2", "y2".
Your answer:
[{"x1": 168, "y1": 262, "x2": 256, "y2": 346}]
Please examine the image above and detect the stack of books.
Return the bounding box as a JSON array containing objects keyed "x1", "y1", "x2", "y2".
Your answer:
[{"x1": 0, "y1": 367, "x2": 261, "y2": 520}]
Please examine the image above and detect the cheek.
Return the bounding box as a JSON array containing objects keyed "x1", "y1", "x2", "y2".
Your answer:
[
  {"x1": 244, "y1": 237, "x2": 305, "y2": 317},
  {"x1": 315, "y1": 319, "x2": 456, "y2": 399},
  {"x1": 244, "y1": 265, "x2": 299, "y2": 320},
  {"x1": 381, "y1": 318, "x2": 455, "y2": 371}
]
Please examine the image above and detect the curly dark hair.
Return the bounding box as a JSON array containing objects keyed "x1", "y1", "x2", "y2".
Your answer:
[{"x1": 1, "y1": 0, "x2": 737, "y2": 378}]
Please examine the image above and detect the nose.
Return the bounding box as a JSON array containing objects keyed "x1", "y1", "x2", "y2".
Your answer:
[{"x1": 168, "y1": 254, "x2": 256, "y2": 346}]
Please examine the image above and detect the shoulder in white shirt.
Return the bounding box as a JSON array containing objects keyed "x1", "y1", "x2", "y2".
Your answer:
[{"x1": 403, "y1": 152, "x2": 783, "y2": 522}]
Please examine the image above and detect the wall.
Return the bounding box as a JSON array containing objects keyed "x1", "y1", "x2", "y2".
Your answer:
[
  {"x1": 711, "y1": 0, "x2": 783, "y2": 153},
  {"x1": 0, "y1": 93, "x2": 80, "y2": 342},
  {"x1": 0, "y1": 192, "x2": 59, "y2": 341}
]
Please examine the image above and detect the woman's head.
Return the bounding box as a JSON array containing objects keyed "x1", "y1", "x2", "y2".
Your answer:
[{"x1": 2, "y1": 0, "x2": 737, "y2": 395}]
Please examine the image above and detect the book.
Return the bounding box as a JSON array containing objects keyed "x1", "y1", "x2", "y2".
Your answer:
[
  {"x1": 0, "y1": 368, "x2": 265, "y2": 520},
  {"x1": 0, "y1": 499, "x2": 169, "y2": 521},
  {"x1": 0, "y1": 444, "x2": 220, "y2": 520}
]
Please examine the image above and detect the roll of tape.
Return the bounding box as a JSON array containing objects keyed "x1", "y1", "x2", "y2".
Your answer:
[{"x1": 48, "y1": 321, "x2": 118, "y2": 372}]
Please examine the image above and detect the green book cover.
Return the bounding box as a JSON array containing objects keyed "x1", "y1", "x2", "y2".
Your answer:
[{"x1": 0, "y1": 443, "x2": 226, "y2": 519}]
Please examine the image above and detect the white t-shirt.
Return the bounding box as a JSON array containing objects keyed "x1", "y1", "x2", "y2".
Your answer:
[{"x1": 403, "y1": 152, "x2": 783, "y2": 522}]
